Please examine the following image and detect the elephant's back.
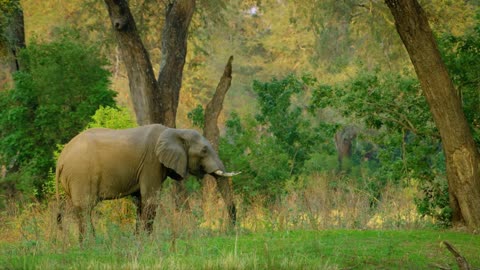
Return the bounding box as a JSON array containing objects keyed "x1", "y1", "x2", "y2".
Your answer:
[{"x1": 58, "y1": 124, "x2": 166, "y2": 165}]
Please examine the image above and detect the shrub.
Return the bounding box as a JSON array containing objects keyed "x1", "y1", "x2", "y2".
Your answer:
[{"x1": 0, "y1": 29, "x2": 117, "y2": 200}]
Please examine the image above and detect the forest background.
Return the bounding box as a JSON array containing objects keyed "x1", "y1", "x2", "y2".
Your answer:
[{"x1": 1, "y1": 0, "x2": 480, "y2": 254}]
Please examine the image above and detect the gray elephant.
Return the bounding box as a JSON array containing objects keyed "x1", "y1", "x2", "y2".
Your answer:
[
  {"x1": 55, "y1": 124, "x2": 239, "y2": 241},
  {"x1": 334, "y1": 126, "x2": 357, "y2": 171}
]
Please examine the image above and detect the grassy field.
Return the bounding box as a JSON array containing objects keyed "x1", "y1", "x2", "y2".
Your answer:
[
  {"x1": 1, "y1": 228, "x2": 479, "y2": 269},
  {"x1": 1, "y1": 176, "x2": 479, "y2": 269}
]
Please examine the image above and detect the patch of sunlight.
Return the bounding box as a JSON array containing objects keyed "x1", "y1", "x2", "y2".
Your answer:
[
  {"x1": 367, "y1": 214, "x2": 385, "y2": 228},
  {"x1": 200, "y1": 219, "x2": 222, "y2": 230}
]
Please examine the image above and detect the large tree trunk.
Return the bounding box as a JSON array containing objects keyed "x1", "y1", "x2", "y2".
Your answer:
[
  {"x1": 104, "y1": 0, "x2": 194, "y2": 127},
  {"x1": 157, "y1": 0, "x2": 195, "y2": 128},
  {"x1": 104, "y1": 0, "x2": 160, "y2": 125},
  {"x1": 385, "y1": 0, "x2": 480, "y2": 230},
  {"x1": 202, "y1": 56, "x2": 236, "y2": 226}
]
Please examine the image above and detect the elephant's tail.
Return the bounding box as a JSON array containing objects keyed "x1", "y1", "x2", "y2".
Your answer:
[{"x1": 55, "y1": 164, "x2": 64, "y2": 229}]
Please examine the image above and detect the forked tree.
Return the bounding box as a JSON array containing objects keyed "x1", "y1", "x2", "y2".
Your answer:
[
  {"x1": 104, "y1": 0, "x2": 195, "y2": 127},
  {"x1": 103, "y1": 0, "x2": 237, "y2": 226}
]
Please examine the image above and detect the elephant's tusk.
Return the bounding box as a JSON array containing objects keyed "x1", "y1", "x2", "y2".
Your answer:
[{"x1": 214, "y1": 170, "x2": 241, "y2": 177}]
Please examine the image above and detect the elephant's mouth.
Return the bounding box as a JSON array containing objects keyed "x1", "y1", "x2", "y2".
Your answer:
[{"x1": 167, "y1": 168, "x2": 183, "y2": 181}]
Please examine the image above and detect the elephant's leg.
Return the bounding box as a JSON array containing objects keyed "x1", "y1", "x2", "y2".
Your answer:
[
  {"x1": 88, "y1": 208, "x2": 96, "y2": 238},
  {"x1": 56, "y1": 198, "x2": 66, "y2": 231},
  {"x1": 131, "y1": 193, "x2": 142, "y2": 234},
  {"x1": 141, "y1": 200, "x2": 157, "y2": 234},
  {"x1": 72, "y1": 198, "x2": 97, "y2": 242},
  {"x1": 138, "y1": 170, "x2": 163, "y2": 234},
  {"x1": 173, "y1": 180, "x2": 189, "y2": 210},
  {"x1": 73, "y1": 205, "x2": 87, "y2": 242}
]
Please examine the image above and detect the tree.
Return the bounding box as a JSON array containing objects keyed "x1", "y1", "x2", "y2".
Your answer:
[
  {"x1": 202, "y1": 56, "x2": 236, "y2": 225},
  {"x1": 103, "y1": 0, "x2": 195, "y2": 127},
  {"x1": 385, "y1": 0, "x2": 480, "y2": 229},
  {"x1": 186, "y1": 56, "x2": 237, "y2": 225}
]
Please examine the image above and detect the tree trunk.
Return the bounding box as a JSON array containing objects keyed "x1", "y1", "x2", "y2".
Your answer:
[
  {"x1": 172, "y1": 56, "x2": 236, "y2": 226},
  {"x1": 204, "y1": 55, "x2": 233, "y2": 151},
  {"x1": 157, "y1": 0, "x2": 195, "y2": 128},
  {"x1": 385, "y1": 0, "x2": 480, "y2": 230},
  {"x1": 104, "y1": 0, "x2": 160, "y2": 126},
  {"x1": 202, "y1": 56, "x2": 236, "y2": 226},
  {"x1": 104, "y1": 0, "x2": 194, "y2": 127}
]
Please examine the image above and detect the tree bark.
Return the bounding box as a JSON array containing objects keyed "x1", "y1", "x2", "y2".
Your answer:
[
  {"x1": 204, "y1": 55, "x2": 233, "y2": 151},
  {"x1": 385, "y1": 0, "x2": 480, "y2": 230},
  {"x1": 171, "y1": 56, "x2": 236, "y2": 226},
  {"x1": 104, "y1": 0, "x2": 160, "y2": 126},
  {"x1": 202, "y1": 56, "x2": 236, "y2": 226},
  {"x1": 104, "y1": 0, "x2": 194, "y2": 127},
  {"x1": 157, "y1": 0, "x2": 195, "y2": 128},
  {"x1": 442, "y1": 241, "x2": 471, "y2": 270}
]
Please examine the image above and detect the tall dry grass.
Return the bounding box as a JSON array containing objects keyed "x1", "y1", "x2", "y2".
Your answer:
[
  {"x1": 239, "y1": 173, "x2": 430, "y2": 231},
  {"x1": 0, "y1": 174, "x2": 431, "y2": 247}
]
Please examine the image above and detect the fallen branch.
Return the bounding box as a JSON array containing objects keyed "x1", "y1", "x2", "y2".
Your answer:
[{"x1": 441, "y1": 241, "x2": 470, "y2": 270}]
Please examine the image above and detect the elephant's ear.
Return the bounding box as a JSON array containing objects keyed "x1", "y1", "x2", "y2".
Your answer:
[{"x1": 155, "y1": 129, "x2": 188, "y2": 179}]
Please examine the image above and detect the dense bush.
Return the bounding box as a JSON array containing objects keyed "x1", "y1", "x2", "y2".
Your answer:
[
  {"x1": 217, "y1": 75, "x2": 338, "y2": 201},
  {"x1": 0, "y1": 30, "x2": 117, "y2": 200},
  {"x1": 87, "y1": 106, "x2": 136, "y2": 129}
]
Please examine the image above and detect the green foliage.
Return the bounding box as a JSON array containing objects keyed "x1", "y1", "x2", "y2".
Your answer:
[
  {"x1": 439, "y1": 12, "x2": 480, "y2": 144},
  {"x1": 87, "y1": 106, "x2": 136, "y2": 129},
  {"x1": 0, "y1": 29, "x2": 116, "y2": 200},
  {"x1": 187, "y1": 104, "x2": 205, "y2": 129},
  {"x1": 309, "y1": 68, "x2": 450, "y2": 220},
  {"x1": 306, "y1": 14, "x2": 480, "y2": 224},
  {"x1": 0, "y1": 0, "x2": 21, "y2": 45},
  {"x1": 219, "y1": 112, "x2": 295, "y2": 198},
  {"x1": 253, "y1": 74, "x2": 320, "y2": 173},
  {"x1": 415, "y1": 175, "x2": 451, "y2": 228},
  {"x1": 219, "y1": 75, "x2": 337, "y2": 200}
]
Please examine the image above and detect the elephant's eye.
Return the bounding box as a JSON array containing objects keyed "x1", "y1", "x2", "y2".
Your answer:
[{"x1": 201, "y1": 146, "x2": 208, "y2": 155}]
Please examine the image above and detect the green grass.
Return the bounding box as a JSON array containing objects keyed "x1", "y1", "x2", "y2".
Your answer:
[{"x1": 1, "y1": 229, "x2": 479, "y2": 269}]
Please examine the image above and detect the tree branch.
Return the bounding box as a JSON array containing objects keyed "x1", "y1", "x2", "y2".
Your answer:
[{"x1": 441, "y1": 241, "x2": 471, "y2": 270}]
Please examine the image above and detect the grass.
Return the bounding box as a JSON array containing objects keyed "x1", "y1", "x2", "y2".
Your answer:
[
  {"x1": 1, "y1": 174, "x2": 479, "y2": 269},
  {"x1": 1, "y1": 229, "x2": 479, "y2": 269}
]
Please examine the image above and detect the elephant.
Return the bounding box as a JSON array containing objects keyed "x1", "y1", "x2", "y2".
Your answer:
[
  {"x1": 334, "y1": 126, "x2": 358, "y2": 171},
  {"x1": 55, "y1": 124, "x2": 239, "y2": 241}
]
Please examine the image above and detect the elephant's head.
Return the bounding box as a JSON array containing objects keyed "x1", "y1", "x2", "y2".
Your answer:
[{"x1": 155, "y1": 128, "x2": 239, "y2": 180}]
